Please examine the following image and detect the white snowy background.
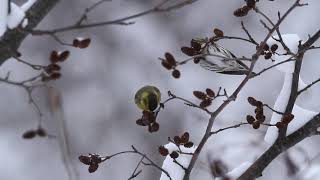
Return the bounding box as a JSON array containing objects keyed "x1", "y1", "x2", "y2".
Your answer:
[{"x1": 0, "y1": 0, "x2": 320, "y2": 180}]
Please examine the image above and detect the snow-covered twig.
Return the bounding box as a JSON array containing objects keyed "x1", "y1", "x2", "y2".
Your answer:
[{"x1": 0, "y1": 0, "x2": 59, "y2": 65}]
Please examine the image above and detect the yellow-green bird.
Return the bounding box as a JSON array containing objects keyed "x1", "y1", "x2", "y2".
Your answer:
[{"x1": 134, "y1": 86, "x2": 161, "y2": 112}]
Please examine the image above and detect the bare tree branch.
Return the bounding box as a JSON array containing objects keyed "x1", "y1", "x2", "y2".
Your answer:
[
  {"x1": 183, "y1": 1, "x2": 307, "y2": 179},
  {"x1": 239, "y1": 113, "x2": 320, "y2": 180},
  {"x1": 0, "y1": 0, "x2": 60, "y2": 65}
]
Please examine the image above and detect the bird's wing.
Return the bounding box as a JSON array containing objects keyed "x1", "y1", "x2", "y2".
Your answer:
[{"x1": 199, "y1": 42, "x2": 248, "y2": 75}]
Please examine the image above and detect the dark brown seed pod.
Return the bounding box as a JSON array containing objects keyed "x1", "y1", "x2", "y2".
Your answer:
[
  {"x1": 149, "y1": 114, "x2": 156, "y2": 123},
  {"x1": 88, "y1": 163, "x2": 99, "y2": 173},
  {"x1": 58, "y1": 51, "x2": 70, "y2": 62},
  {"x1": 148, "y1": 122, "x2": 160, "y2": 133},
  {"x1": 136, "y1": 119, "x2": 147, "y2": 126},
  {"x1": 50, "y1": 72, "x2": 62, "y2": 80},
  {"x1": 193, "y1": 91, "x2": 207, "y2": 100},
  {"x1": 47, "y1": 64, "x2": 61, "y2": 71},
  {"x1": 50, "y1": 51, "x2": 59, "y2": 63},
  {"x1": 141, "y1": 117, "x2": 151, "y2": 126},
  {"x1": 79, "y1": 155, "x2": 91, "y2": 165},
  {"x1": 255, "y1": 107, "x2": 264, "y2": 115},
  {"x1": 36, "y1": 128, "x2": 47, "y2": 137},
  {"x1": 164, "y1": 52, "x2": 176, "y2": 66},
  {"x1": 78, "y1": 38, "x2": 91, "y2": 49},
  {"x1": 191, "y1": 39, "x2": 202, "y2": 51},
  {"x1": 282, "y1": 114, "x2": 294, "y2": 124},
  {"x1": 233, "y1": 6, "x2": 250, "y2": 17},
  {"x1": 206, "y1": 88, "x2": 215, "y2": 97},
  {"x1": 22, "y1": 130, "x2": 36, "y2": 139},
  {"x1": 161, "y1": 60, "x2": 172, "y2": 70},
  {"x1": 247, "y1": 97, "x2": 257, "y2": 106},
  {"x1": 263, "y1": 44, "x2": 270, "y2": 51},
  {"x1": 256, "y1": 114, "x2": 266, "y2": 122},
  {"x1": 242, "y1": 5, "x2": 251, "y2": 13},
  {"x1": 172, "y1": 69, "x2": 181, "y2": 79},
  {"x1": 173, "y1": 136, "x2": 181, "y2": 144},
  {"x1": 170, "y1": 151, "x2": 179, "y2": 159},
  {"x1": 184, "y1": 141, "x2": 194, "y2": 148},
  {"x1": 264, "y1": 52, "x2": 272, "y2": 59},
  {"x1": 255, "y1": 101, "x2": 263, "y2": 108},
  {"x1": 181, "y1": 47, "x2": 195, "y2": 56},
  {"x1": 91, "y1": 155, "x2": 102, "y2": 164},
  {"x1": 142, "y1": 110, "x2": 153, "y2": 118},
  {"x1": 246, "y1": 0, "x2": 256, "y2": 8},
  {"x1": 276, "y1": 121, "x2": 286, "y2": 129},
  {"x1": 213, "y1": 28, "x2": 224, "y2": 37},
  {"x1": 142, "y1": 111, "x2": 156, "y2": 123},
  {"x1": 270, "y1": 44, "x2": 278, "y2": 52},
  {"x1": 159, "y1": 146, "x2": 169, "y2": 156},
  {"x1": 180, "y1": 132, "x2": 190, "y2": 143},
  {"x1": 73, "y1": 39, "x2": 80, "y2": 47},
  {"x1": 234, "y1": 8, "x2": 245, "y2": 17},
  {"x1": 200, "y1": 99, "x2": 212, "y2": 108},
  {"x1": 252, "y1": 121, "x2": 260, "y2": 129},
  {"x1": 246, "y1": 115, "x2": 255, "y2": 124}
]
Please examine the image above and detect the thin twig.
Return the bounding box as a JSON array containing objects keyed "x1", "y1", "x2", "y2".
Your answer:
[
  {"x1": 251, "y1": 58, "x2": 295, "y2": 78},
  {"x1": 173, "y1": 159, "x2": 187, "y2": 171},
  {"x1": 128, "y1": 155, "x2": 145, "y2": 180},
  {"x1": 297, "y1": 77, "x2": 320, "y2": 95},
  {"x1": 241, "y1": 21, "x2": 259, "y2": 45},
  {"x1": 160, "y1": 91, "x2": 212, "y2": 114},
  {"x1": 264, "y1": 104, "x2": 284, "y2": 115},
  {"x1": 28, "y1": 0, "x2": 198, "y2": 35},
  {"x1": 101, "y1": 146, "x2": 172, "y2": 180},
  {"x1": 76, "y1": 0, "x2": 111, "y2": 25},
  {"x1": 210, "y1": 122, "x2": 275, "y2": 136}
]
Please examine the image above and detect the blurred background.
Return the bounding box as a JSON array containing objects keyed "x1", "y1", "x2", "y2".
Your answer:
[{"x1": 0, "y1": 0, "x2": 320, "y2": 179}]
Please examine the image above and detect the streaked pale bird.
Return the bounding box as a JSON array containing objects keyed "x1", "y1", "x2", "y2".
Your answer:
[{"x1": 196, "y1": 39, "x2": 251, "y2": 75}]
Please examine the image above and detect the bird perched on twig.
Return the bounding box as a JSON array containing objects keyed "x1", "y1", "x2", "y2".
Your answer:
[
  {"x1": 134, "y1": 86, "x2": 161, "y2": 112},
  {"x1": 194, "y1": 38, "x2": 251, "y2": 75}
]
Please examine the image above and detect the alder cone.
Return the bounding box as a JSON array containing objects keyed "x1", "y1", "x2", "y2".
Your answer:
[
  {"x1": 213, "y1": 28, "x2": 224, "y2": 37},
  {"x1": 184, "y1": 142, "x2": 194, "y2": 148},
  {"x1": 191, "y1": 40, "x2": 201, "y2": 51},
  {"x1": 170, "y1": 151, "x2": 179, "y2": 159},
  {"x1": 172, "y1": 69, "x2": 181, "y2": 79},
  {"x1": 246, "y1": 115, "x2": 255, "y2": 124},
  {"x1": 180, "y1": 132, "x2": 190, "y2": 143},
  {"x1": 200, "y1": 99, "x2": 212, "y2": 108},
  {"x1": 193, "y1": 91, "x2": 207, "y2": 100},
  {"x1": 159, "y1": 146, "x2": 169, "y2": 156},
  {"x1": 22, "y1": 130, "x2": 36, "y2": 139},
  {"x1": 181, "y1": 47, "x2": 195, "y2": 56},
  {"x1": 206, "y1": 88, "x2": 215, "y2": 97},
  {"x1": 164, "y1": 52, "x2": 176, "y2": 66}
]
